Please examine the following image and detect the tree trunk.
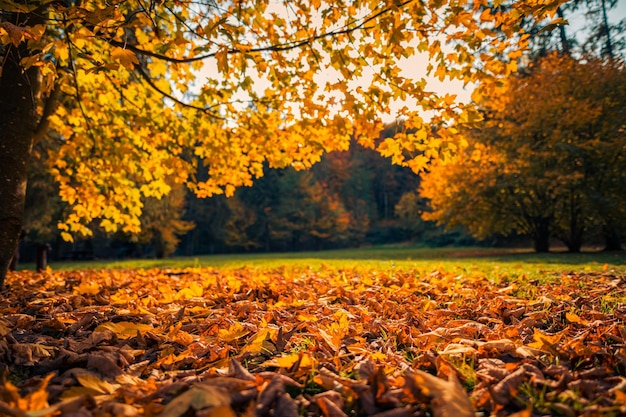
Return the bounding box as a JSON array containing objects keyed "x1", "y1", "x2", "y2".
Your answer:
[
  {"x1": 533, "y1": 234, "x2": 550, "y2": 253},
  {"x1": 532, "y1": 219, "x2": 551, "y2": 253},
  {"x1": 154, "y1": 234, "x2": 165, "y2": 259},
  {"x1": 566, "y1": 239, "x2": 582, "y2": 253},
  {"x1": 600, "y1": 0, "x2": 614, "y2": 59},
  {"x1": 556, "y1": 7, "x2": 571, "y2": 55},
  {"x1": 0, "y1": 14, "x2": 42, "y2": 288},
  {"x1": 603, "y1": 228, "x2": 622, "y2": 251}
]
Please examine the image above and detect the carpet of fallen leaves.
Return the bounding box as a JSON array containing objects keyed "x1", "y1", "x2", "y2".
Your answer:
[{"x1": 1, "y1": 265, "x2": 626, "y2": 417}]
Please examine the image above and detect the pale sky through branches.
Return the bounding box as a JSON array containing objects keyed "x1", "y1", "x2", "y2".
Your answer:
[{"x1": 191, "y1": 0, "x2": 626, "y2": 125}]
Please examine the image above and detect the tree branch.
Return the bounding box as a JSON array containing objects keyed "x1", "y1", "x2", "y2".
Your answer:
[
  {"x1": 33, "y1": 80, "x2": 61, "y2": 145},
  {"x1": 107, "y1": 0, "x2": 414, "y2": 64},
  {"x1": 133, "y1": 63, "x2": 225, "y2": 119}
]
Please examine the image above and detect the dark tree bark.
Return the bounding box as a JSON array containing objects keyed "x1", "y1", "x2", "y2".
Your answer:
[
  {"x1": 556, "y1": 7, "x2": 571, "y2": 55},
  {"x1": 533, "y1": 234, "x2": 550, "y2": 253},
  {"x1": 531, "y1": 218, "x2": 551, "y2": 253},
  {"x1": 603, "y1": 227, "x2": 622, "y2": 251},
  {"x1": 154, "y1": 234, "x2": 165, "y2": 259},
  {"x1": 599, "y1": 0, "x2": 614, "y2": 59},
  {"x1": 0, "y1": 11, "x2": 45, "y2": 288}
]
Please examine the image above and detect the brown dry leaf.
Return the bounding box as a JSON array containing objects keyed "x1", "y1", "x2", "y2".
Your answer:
[
  {"x1": 99, "y1": 402, "x2": 140, "y2": 416},
  {"x1": 507, "y1": 407, "x2": 533, "y2": 417},
  {"x1": 197, "y1": 405, "x2": 238, "y2": 417},
  {"x1": 404, "y1": 370, "x2": 474, "y2": 417},
  {"x1": 158, "y1": 385, "x2": 231, "y2": 417},
  {"x1": 10, "y1": 343, "x2": 55, "y2": 366},
  {"x1": 273, "y1": 392, "x2": 299, "y2": 417},
  {"x1": 490, "y1": 366, "x2": 527, "y2": 405},
  {"x1": 315, "y1": 396, "x2": 348, "y2": 417},
  {"x1": 86, "y1": 352, "x2": 124, "y2": 377},
  {"x1": 1, "y1": 21, "x2": 35, "y2": 46},
  {"x1": 256, "y1": 375, "x2": 286, "y2": 416},
  {"x1": 227, "y1": 359, "x2": 255, "y2": 381}
]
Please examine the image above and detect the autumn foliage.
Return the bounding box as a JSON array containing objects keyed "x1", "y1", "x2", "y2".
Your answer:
[
  {"x1": 0, "y1": 0, "x2": 567, "y2": 239},
  {"x1": 420, "y1": 53, "x2": 626, "y2": 252},
  {"x1": 1, "y1": 265, "x2": 625, "y2": 416}
]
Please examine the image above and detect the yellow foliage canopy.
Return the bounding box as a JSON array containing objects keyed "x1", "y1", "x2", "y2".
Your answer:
[{"x1": 0, "y1": 0, "x2": 568, "y2": 238}]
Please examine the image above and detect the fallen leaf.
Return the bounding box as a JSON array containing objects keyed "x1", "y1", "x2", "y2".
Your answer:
[
  {"x1": 404, "y1": 370, "x2": 474, "y2": 417},
  {"x1": 94, "y1": 321, "x2": 154, "y2": 339},
  {"x1": 76, "y1": 374, "x2": 120, "y2": 395},
  {"x1": 159, "y1": 385, "x2": 231, "y2": 417}
]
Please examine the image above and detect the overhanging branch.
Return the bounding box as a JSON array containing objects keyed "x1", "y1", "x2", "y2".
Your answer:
[
  {"x1": 133, "y1": 63, "x2": 225, "y2": 119},
  {"x1": 107, "y1": 0, "x2": 413, "y2": 64}
]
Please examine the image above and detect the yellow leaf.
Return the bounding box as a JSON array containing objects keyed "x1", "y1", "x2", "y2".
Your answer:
[
  {"x1": 527, "y1": 328, "x2": 563, "y2": 351},
  {"x1": 218, "y1": 322, "x2": 249, "y2": 343},
  {"x1": 565, "y1": 312, "x2": 588, "y2": 325},
  {"x1": 242, "y1": 328, "x2": 276, "y2": 355},
  {"x1": 94, "y1": 321, "x2": 154, "y2": 339},
  {"x1": 73, "y1": 281, "x2": 100, "y2": 295},
  {"x1": 76, "y1": 374, "x2": 121, "y2": 395},
  {"x1": 296, "y1": 313, "x2": 318, "y2": 322},
  {"x1": 176, "y1": 281, "x2": 204, "y2": 300},
  {"x1": 262, "y1": 352, "x2": 315, "y2": 368},
  {"x1": 111, "y1": 47, "x2": 138, "y2": 69}
]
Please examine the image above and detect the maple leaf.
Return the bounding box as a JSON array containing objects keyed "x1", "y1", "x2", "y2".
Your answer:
[
  {"x1": 159, "y1": 385, "x2": 233, "y2": 417},
  {"x1": 1, "y1": 21, "x2": 36, "y2": 46},
  {"x1": 404, "y1": 370, "x2": 474, "y2": 417},
  {"x1": 527, "y1": 328, "x2": 564, "y2": 352},
  {"x1": 93, "y1": 321, "x2": 154, "y2": 339},
  {"x1": 219, "y1": 322, "x2": 249, "y2": 343},
  {"x1": 111, "y1": 47, "x2": 139, "y2": 69}
]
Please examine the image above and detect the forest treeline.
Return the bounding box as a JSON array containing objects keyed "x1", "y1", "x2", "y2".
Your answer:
[{"x1": 22, "y1": 130, "x2": 477, "y2": 262}]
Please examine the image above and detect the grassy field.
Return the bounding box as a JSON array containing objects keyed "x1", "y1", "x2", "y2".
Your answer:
[{"x1": 25, "y1": 244, "x2": 626, "y2": 282}]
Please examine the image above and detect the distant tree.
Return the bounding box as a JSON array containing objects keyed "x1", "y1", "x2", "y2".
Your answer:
[
  {"x1": 23, "y1": 142, "x2": 66, "y2": 246},
  {"x1": 395, "y1": 191, "x2": 432, "y2": 239},
  {"x1": 267, "y1": 169, "x2": 349, "y2": 251},
  {"x1": 224, "y1": 196, "x2": 260, "y2": 251},
  {"x1": 181, "y1": 195, "x2": 229, "y2": 255},
  {"x1": 578, "y1": 0, "x2": 625, "y2": 59},
  {"x1": 421, "y1": 53, "x2": 626, "y2": 252},
  {"x1": 138, "y1": 182, "x2": 195, "y2": 258}
]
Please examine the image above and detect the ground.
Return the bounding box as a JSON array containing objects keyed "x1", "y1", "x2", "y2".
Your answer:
[{"x1": 1, "y1": 249, "x2": 625, "y2": 416}]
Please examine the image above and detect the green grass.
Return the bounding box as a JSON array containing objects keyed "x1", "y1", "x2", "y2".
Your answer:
[{"x1": 18, "y1": 245, "x2": 626, "y2": 282}]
